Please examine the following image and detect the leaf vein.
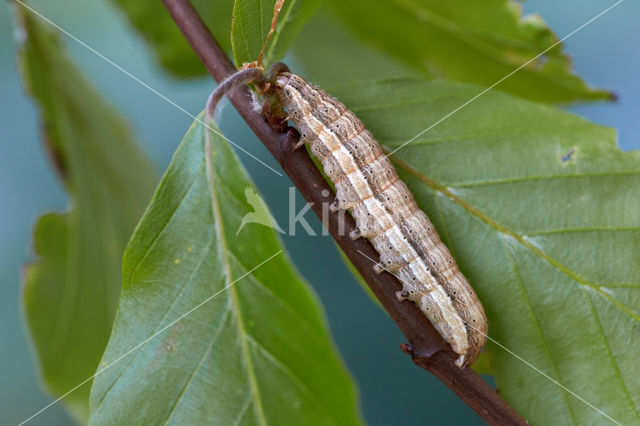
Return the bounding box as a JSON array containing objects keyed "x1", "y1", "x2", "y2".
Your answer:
[
  {"x1": 582, "y1": 291, "x2": 640, "y2": 420},
  {"x1": 93, "y1": 229, "x2": 217, "y2": 411},
  {"x1": 126, "y1": 163, "x2": 204, "y2": 284},
  {"x1": 393, "y1": 155, "x2": 640, "y2": 324},
  {"x1": 502, "y1": 237, "x2": 578, "y2": 423},
  {"x1": 247, "y1": 334, "x2": 341, "y2": 424},
  {"x1": 231, "y1": 393, "x2": 254, "y2": 426},
  {"x1": 528, "y1": 227, "x2": 640, "y2": 237},
  {"x1": 452, "y1": 170, "x2": 640, "y2": 189},
  {"x1": 162, "y1": 307, "x2": 233, "y2": 425},
  {"x1": 229, "y1": 252, "x2": 325, "y2": 340}
]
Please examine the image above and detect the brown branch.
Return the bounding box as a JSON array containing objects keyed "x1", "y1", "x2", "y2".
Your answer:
[{"x1": 162, "y1": 1, "x2": 527, "y2": 424}]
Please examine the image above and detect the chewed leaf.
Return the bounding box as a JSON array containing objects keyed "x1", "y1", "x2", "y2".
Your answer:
[
  {"x1": 89, "y1": 117, "x2": 361, "y2": 425},
  {"x1": 331, "y1": 78, "x2": 640, "y2": 424},
  {"x1": 17, "y1": 4, "x2": 156, "y2": 421},
  {"x1": 322, "y1": 0, "x2": 613, "y2": 103}
]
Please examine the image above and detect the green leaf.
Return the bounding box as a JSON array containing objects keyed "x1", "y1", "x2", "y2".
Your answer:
[
  {"x1": 231, "y1": 0, "x2": 320, "y2": 68},
  {"x1": 17, "y1": 5, "x2": 157, "y2": 422},
  {"x1": 291, "y1": 9, "x2": 419, "y2": 88},
  {"x1": 109, "y1": 0, "x2": 235, "y2": 77},
  {"x1": 322, "y1": 0, "x2": 613, "y2": 103},
  {"x1": 329, "y1": 79, "x2": 639, "y2": 424},
  {"x1": 112, "y1": 0, "x2": 318, "y2": 75},
  {"x1": 89, "y1": 117, "x2": 361, "y2": 425}
]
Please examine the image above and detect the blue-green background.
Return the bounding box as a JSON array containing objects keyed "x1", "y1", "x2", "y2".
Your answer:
[{"x1": 1, "y1": 0, "x2": 638, "y2": 424}]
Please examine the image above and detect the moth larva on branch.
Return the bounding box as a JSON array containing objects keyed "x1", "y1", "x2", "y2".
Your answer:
[{"x1": 263, "y1": 62, "x2": 488, "y2": 367}]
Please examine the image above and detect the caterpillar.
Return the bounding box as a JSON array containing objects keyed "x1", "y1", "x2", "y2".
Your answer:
[{"x1": 265, "y1": 63, "x2": 487, "y2": 366}]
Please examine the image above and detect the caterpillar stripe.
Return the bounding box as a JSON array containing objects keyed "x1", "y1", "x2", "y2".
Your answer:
[{"x1": 272, "y1": 71, "x2": 487, "y2": 366}]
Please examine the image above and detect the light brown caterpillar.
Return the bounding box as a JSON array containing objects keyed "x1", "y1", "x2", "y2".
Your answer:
[{"x1": 268, "y1": 66, "x2": 487, "y2": 366}]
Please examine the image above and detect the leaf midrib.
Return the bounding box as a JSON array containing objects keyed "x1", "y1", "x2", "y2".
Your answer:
[
  {"x1": 234, "y1": 257, "x2": 324, "y2": 340},
  {"x1": 391, "y1": 154, "x2": 640, "y2": 323},
  {"x1": 263, "y1": 0, "x2": 295, "y2": 64},
  {"x1": 246, "y1": 334, "x2": 342, "y2": 423},
  {"x1": 204, "y1": 127, "x2": 268, "y2": 426}
]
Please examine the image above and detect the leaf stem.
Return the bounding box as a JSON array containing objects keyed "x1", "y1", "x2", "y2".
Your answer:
[
  {"x1": 205, "y1": 68, "x2": 266, "y2": 120},
  {"x1": 163, "y1": 1, "x2": 527, "y2": 424}
]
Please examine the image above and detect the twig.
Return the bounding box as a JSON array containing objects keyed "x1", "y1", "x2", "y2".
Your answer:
[{"x1": 162, "y1": 1, "x2": 527, "y2": 424}]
